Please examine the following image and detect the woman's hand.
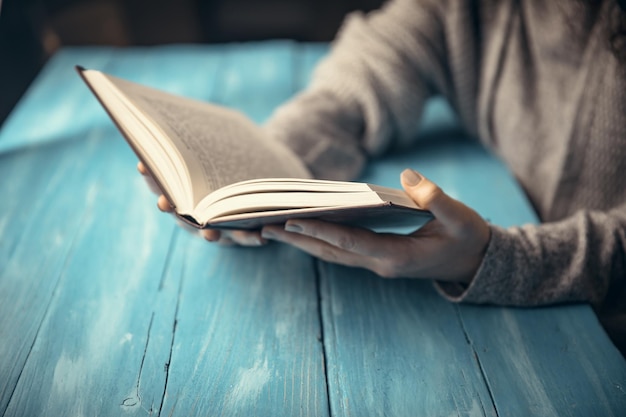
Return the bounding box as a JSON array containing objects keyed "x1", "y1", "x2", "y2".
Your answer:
[
  {"x1": 261, "y1": 169, "x2": 490, "y2": 283},
  {"x1": 137, "y1": 161, "x2": 266, "y2": 246}
]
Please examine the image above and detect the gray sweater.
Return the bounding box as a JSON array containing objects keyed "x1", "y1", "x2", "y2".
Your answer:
[{"x1": 265, "y1": 0, "x2": 626, "y2": 352}]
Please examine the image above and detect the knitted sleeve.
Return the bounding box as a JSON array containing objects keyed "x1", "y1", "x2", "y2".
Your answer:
[
  {"x1": 264, "y1": 0, "x2": 457, "y2": 180},
  {"x1": 436, "y1": 203, "x2": 626, "y2": 322}
]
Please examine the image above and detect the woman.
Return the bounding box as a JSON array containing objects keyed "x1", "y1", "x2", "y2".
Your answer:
[{"x1": 145, "y1": 0, "x2": 626, "y2": 354}]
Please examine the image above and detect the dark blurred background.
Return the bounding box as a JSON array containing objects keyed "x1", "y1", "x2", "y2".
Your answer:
[{"x1": 0, "y1": 0, "x2": 384, "y2": 127}]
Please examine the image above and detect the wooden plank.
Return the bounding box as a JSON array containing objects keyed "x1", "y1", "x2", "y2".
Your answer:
[
  {"x1": 2, "y1": 132, "x2": 180, "y2": 416},
  {"x1": 0, "y1": 128, "x2": 114, "y2": 415},
  {"x1": 156, "y1": 41, "x2": 329, "y2": 417},
  {"x1": 158, "y1": 237, "x2": 328, "y2": 417},
  {"x1": 1, "y1": 47, "x2": 217, "y2": 416},
  {"x1": 459, "y1": 304, "x2": 626, "y2": 416},
  {"x1": 0, "y1": 49, "x2": 116, "y2": 272},
  {"x1": 0, "y1": 47, "x2": 121, "y2": 414},
  {"x1": 320, "y1": 269, "x2": 498, "y2": 417}
]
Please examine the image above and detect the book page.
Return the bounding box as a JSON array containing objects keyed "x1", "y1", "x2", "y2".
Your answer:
[
  {"x1": 195, "y1": 178, "x2": 373, "y2": 214},
  {"x1": 203, "y1": 191, "x2": 383, "y2": 221},
  {"x1": 103, "y1": 74, "x2": 311, "y2": 208}
]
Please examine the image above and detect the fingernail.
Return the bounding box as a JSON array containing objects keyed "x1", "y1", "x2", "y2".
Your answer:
[
  {"x1": 401, "y1": 169, "x2": 423, "y2": 186},
  {"x1": 284, "y1": 222, "x2": 303, "y2": 233},
  {"x1": 158, "y1": 195, "x2": 172, "y2": 211},
  {"x1": 202, "y1": 230, "x2": 219, "y2": 242}
]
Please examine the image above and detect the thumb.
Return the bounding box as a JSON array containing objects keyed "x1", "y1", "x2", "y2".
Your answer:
[{"x1": 400, "y1": 168, "x2": 463, "y2": 224}]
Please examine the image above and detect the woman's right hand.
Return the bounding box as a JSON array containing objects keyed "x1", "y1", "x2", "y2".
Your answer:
[{"x1": 137, "y1": 161, "x2": 266, "y2": 246}]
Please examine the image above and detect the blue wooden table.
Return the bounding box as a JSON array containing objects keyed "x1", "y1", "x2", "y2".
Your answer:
[{"x1": 1, "y1": 42, "x2": 625, "y2": 417}]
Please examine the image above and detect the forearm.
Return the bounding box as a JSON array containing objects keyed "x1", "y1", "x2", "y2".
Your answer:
[{"x1": 265, "y1": 0, "x2": 451, "y2": 180}]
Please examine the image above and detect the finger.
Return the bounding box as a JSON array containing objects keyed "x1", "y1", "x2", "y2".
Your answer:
[
  {"x1": 201, "y1": 229, "x2": 266, "y2": 246},
  {"x1": 400, "y1": 169, "x2": 466, "y2": 225},
  {"x1": 283, "y1": 219, "x2": 389, "y2": 257},
  {"x1": 227, "y1": 230, "x2": 266, "y2": 246},
  {"x1": 261, "y1": 225, "x2": 374, "y2": 269},
  {"x1": 137, "y1": 161, "x2": 148, "y2": 175},
  {"x1": 201, "y1": 229, "x2": 222, "y2": 242},
  {"x1": 217, "y1": 236, "x2": 236, "y2": 246},
  {"x1": 157, "y1": 194, "x2": 174, "y2": 212}
]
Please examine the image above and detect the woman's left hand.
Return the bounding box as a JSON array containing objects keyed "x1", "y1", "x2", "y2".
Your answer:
[{"x1": 261, "y1": 169, "x2": 491, "y2": 284}]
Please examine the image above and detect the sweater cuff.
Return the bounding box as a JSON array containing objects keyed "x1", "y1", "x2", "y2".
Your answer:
[{"x1": 434, "y1": 225, "x2": 515, "y2": 303}]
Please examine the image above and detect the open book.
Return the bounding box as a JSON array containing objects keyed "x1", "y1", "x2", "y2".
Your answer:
[{"x1": 77, "y1": 67, "x2": 432, "y2": 231}]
